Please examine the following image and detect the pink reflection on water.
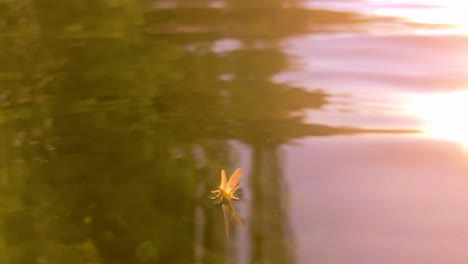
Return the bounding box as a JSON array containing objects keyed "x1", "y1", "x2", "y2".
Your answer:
[
  {"x1": 286, "y1": 135, "x2": 468, "y2": 263},
  {"x1": 275, "y1": 33, "x2": 468, "y2": 131}
]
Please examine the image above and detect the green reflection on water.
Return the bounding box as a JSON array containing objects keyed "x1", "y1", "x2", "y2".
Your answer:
[{"x1": 0, "y1": 0, "x2": 414, "y2": 263}]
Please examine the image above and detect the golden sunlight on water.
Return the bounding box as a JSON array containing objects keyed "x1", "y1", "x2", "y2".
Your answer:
[
  {"x1": 370, "y1": 0, "x2": 468, "y2": 34},
  {"x1": 404, "y1": 90, "x2": 468, "y2": 147}
]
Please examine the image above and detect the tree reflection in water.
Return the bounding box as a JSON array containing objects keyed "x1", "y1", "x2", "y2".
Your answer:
[{"x1": 0, "y1": 0, "x2": 410, "y2": 263}]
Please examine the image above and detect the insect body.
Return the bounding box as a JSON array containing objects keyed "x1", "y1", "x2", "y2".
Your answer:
[{"x1": 211, "y1": 168, "x2": 245, "y2": 237}]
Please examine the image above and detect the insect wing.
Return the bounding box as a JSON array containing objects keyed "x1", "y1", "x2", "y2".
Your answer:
[
  {"x1": 220, "y1": 169, "x2": 227, "y2": 189},
  {"x1": 227, "y1": 168, "x2": 243, "y2": 191}
]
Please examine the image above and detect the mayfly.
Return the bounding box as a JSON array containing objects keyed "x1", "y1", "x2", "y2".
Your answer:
[{"x1": 211, "y1": 168, "x2": 245, "y2": 238}]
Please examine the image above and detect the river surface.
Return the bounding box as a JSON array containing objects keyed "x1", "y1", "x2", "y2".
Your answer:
[{"x1": 1, "y1": 0, "x2": 468, "y2": 263}]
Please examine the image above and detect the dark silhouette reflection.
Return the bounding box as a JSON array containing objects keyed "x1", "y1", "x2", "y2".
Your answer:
[
  {"x1": 250, "y1": 145, "x2": 296, "y2": 264},
  {"x1": 0, "y1": 1, "x2": 417, "y2": 264}
]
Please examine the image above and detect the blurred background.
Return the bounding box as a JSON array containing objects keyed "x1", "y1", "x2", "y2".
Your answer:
[{"x1": 1, "y1": 0, "x2": 468, "y2": 263}]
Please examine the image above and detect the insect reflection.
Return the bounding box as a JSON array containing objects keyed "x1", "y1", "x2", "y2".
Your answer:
[{"x1": 211, "y1": 168, "x2": 245, "y2": 238}]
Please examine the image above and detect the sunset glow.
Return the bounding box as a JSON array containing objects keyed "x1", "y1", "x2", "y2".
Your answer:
[
  {"x1": 405, "y1": 90, "x2": 468, "y2": 146},
  {"x1": 371, "y1": 0, "x2": 468, "y2": 34}
]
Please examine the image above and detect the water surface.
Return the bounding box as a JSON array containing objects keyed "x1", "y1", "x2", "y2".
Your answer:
[{"x1": 1, "y1": 0, "x2": 468, "y2": 263}]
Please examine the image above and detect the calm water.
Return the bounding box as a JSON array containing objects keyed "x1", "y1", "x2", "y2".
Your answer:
[{"x1": 1, "y1": 0, "x2": 468, "y2": 263}]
